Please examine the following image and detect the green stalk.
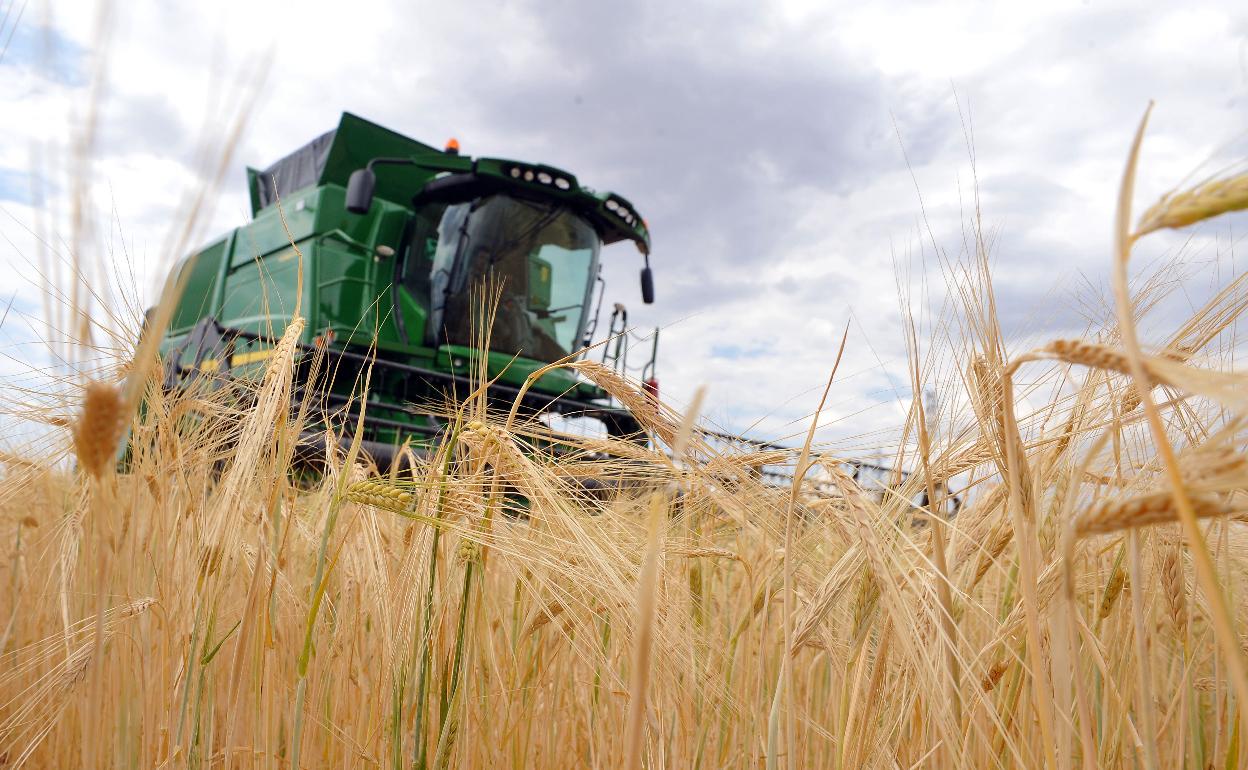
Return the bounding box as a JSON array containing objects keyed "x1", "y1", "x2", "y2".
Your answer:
[
  {"x1": 1189, "y1": 663, "x2": 1204, "y2": 770},
  {"x1": 431, "y1": 562, "x2": 475, "y2": 770},
  {"x1": 1225, "y1": 708, "x2": 1240, "y2": 770},
  {"x1": 447, "y1": 565, "x2": 475, "y2": 701},
  {"x1": 188, "y1": 611, "x2": 230, "y2": 770},
  {"x1": 414, "y1": 433, "x2": 458, "y2": 770},
  {"x1": 288, "y1": 354, "x2": 375, "y2": 767},
  {"x1": 412, "y1": 525, "x2": 441, "y2": 770},
  {"x1": 433, "y1": 416, "x2": 496, "y2": 769},
  {"x1": 592, "y1": 616, "x2": 611, "y2": 711},
  {"x1": 289, "y1": 488, "x2": 344, "y2": 769},
  {"x1": 391, "y1": 666, "x2": 407, "y2": 770},
  {"x1": 174, "y1": 604, "x2": 205, "y2": 748}
]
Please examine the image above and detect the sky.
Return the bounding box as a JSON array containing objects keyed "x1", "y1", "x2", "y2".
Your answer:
[{"x1": 2, "y1": 0, "x2": 1247, "y2": 452}]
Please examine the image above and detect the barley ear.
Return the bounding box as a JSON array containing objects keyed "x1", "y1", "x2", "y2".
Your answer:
[
  {"x1": 1159, "y1": 541, "x2": 1187, "y2": 637},
  {"x1": 344, "y1": 480, "x2": 415, "y2": 513},
  {"x1": 1098, "y1": 565, "x2": 1127, "y2": 620},
  {"x1": 1075, "y1": 491, "x2": 1232, "y2": 538},
  {"x1": 1135, "y1": 172, "x2": 1248, "y2": 237},
  {"x1": 73, "y1": 381, "x2": 127, "y2": 478},
  {"x1": 981, "y1": 660, "x2": 1008, "y2": 692}
]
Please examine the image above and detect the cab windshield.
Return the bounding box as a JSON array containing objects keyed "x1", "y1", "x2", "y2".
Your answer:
[{"x1": 431, "y1": 194, "x2": 600, "y2": 362}]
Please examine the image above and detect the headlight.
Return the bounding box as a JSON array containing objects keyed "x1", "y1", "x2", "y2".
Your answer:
[
  {"x1": 605, "y1": 197, "x2": 638, "y2": 227},
  {"x1": 504, "y1": 164, "x2": 576, "y2": 192}
]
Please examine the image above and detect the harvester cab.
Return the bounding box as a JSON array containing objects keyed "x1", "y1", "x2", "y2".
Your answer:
[{"x1": 159, "y1": 113, "x2": 658, "y2": 466}]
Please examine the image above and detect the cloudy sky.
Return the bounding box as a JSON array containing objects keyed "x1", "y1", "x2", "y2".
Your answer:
[{"x1": 2, "y1": 0, "x2": 1247, "y2": 450}]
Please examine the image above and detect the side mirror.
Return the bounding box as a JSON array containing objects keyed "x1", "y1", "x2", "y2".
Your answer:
[
  {"x1": 345, "y1": 167, "x2": 377, "y2": 214},
  {"x1": 640, "y1": 264, "x2": 655, "y2": 304}
]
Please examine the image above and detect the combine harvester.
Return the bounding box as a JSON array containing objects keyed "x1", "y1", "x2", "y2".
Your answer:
[
  {"x1": 159, "y1": 113, "x2": 658, "y2": 467},
  {"x1": 156, "y1": 113, "x2": 941, "y2": 506}
]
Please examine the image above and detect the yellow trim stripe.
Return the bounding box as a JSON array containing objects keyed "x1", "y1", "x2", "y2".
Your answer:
[{"x1": 231, "y1": 348, "x2": 274, "y2": 367}]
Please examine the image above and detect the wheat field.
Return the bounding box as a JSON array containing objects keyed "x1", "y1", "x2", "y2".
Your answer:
[{"x1": 2, "y1": 108, "x2": 1248, "y2": 769}]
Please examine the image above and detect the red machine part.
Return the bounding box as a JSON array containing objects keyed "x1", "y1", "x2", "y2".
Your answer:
[{"x1": 643, "y1": 377, "x2": 659, "y2": 401}]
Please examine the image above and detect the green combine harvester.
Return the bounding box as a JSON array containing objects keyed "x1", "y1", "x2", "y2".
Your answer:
[{"x1": 159, "y1": 113, "x2": 658, "y2": 467}]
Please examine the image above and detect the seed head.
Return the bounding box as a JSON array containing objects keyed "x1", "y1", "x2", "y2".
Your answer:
[
  {"x1": 1136, "y1": 173, "x2": 1248, "y2": 237},
  {"x1": 457, "y1": 539, "x2": 481, "y2": 565},
  {"x1": 1098, "y1": 566, "x2": 1128, "y2": 620},
  {"x1": 1076, "y1": 491, "x2": 1231, "y2": 537},
  {"x1": 345, "y1": 480, "x2": 414, "y2": 513},
  {"x1": 73, "y1": 381, "x2": 127, "y2": 478},
  {"x1": 982, "y1": 660, "x2": 1008, "y2": 692}
]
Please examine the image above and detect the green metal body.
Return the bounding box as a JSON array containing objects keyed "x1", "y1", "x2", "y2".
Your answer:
[{"x1": 160, "y1": 113, "x2": 653, "y2": 451}]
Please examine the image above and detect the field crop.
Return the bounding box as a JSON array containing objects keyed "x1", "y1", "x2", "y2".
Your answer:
[{"x1": 2, "y1": 109, "x2": 1248, "y2": 769}]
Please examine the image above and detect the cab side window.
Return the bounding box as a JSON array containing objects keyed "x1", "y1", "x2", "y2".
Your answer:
[{"x1": 400, "y1": 202, "x2": 446, "y2": 310}]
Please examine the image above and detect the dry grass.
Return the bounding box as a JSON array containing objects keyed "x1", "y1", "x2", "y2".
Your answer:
[{"x1": 1, "y1": 115, "x2": 1248, "y2": 770}]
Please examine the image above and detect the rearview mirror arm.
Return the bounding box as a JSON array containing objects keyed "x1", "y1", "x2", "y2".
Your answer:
[{"x1": 345, "y1": 156, "x2": 474, "y2": 215}]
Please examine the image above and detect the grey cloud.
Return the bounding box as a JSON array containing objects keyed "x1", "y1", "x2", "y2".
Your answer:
[
  {"x1": 772, "y1": 267, "x2": 877, "y2": 305},
  {"x1": 977, "y1": 171, "x2": 1073, "y2": 221},
  {"x1": 412, "y1": 0, "x2": 957, "y2": 330},
  {"x1": 666, "y1": 270, "x2": 758, "y2": 314}
]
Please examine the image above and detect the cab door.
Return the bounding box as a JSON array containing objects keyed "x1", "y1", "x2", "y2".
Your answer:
[{"x1": 394, "y1": 202, "x2": 448, "y2": 347}]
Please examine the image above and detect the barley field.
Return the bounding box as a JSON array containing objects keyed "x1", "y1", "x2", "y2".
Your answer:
[{"x1": 2, "y1": 110, "x2": 1248, "y2": 769}]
